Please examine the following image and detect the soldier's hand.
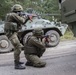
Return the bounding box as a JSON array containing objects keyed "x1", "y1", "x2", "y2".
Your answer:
[
  {"x1": 42, "y1": 38, "x2": 46, "y2": 45},
  {"x1": 21, "y1": 15, "x2": 26, "y2": 19}
]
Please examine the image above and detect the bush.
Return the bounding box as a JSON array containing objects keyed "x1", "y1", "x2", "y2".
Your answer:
[{"x1": 61, "y1": 29, "x2": 76, "y2": 41}]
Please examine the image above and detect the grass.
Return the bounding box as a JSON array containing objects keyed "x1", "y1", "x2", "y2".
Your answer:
[{"x1": 60, "y1": 30, "x2": 76, "y2": 41}]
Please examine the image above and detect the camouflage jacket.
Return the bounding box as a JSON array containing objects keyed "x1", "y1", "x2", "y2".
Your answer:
[
  {"x1": 4, "y1": 12, "x2": 25, "y2": 37},
  {"x1": 24, "y1": 36, "x2": 46, "y2": 55}
]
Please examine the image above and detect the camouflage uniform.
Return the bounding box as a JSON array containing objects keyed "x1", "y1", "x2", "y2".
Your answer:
[
  {"x1": 4, "y1": 4, "x2": 25, "y2": 69},
  {"x1": 24, "y1": 28, "x2": 46, "y2": 67}
]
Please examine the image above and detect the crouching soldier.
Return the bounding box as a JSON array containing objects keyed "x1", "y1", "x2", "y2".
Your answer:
[{"x1": 24, "y1": 28, "x2": 46, "y2": 68}]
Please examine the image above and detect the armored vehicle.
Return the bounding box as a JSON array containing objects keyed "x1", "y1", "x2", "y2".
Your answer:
[
  {"x1": 60, "y1": 0, "x2": 76, "y2": 37},
  {"x1": 0, "y1": 12, "x2": 68, "y2": 53},
  {"x1": 0, "y1": 21, "x2": 13, "y2": 53}
]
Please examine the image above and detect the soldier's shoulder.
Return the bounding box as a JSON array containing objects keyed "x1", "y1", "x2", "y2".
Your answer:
[
  {"x1": 6, "y1": 12, "x2": 17, "y2": 16},
  {"x1": 29, "y1": 36, "x2": 36, "y2": 41},
  {"x1": 30, "y1": 36, "x2": 37, "y2": 39},
  {"x1": 30, "y1": 36, "x2": 38, "y2": 42}
]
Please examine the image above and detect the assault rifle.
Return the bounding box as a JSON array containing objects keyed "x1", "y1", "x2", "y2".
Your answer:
[
  {"x1": 41, "y1": 35, "x2": 50, "y2": 43},
  {"x1": 17, "y1": 12, "x2": 37, "y2": 21}
]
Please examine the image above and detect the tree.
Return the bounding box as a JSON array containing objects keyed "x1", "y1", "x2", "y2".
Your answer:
[{"x1": 0, "y1": 0, "x2": 60, "y2": 20}]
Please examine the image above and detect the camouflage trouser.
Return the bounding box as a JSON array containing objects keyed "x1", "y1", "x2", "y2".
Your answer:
[
  {"x1": 9, "y1": 32, "x2": 23, "y2": 62},
  {"x1": 25, "y1": 54, "x2": 46, "y2": 67}
]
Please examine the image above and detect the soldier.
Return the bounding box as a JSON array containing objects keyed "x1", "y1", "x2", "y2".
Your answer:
[
  {"x1": 4, "y1": 4, "x2": 27, "y2": 69},
  {"x1": 24, "y1": 28, "x2": 46, "y2": 68}
]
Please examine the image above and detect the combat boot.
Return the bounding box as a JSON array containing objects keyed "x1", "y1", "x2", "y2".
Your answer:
[
  {"x1": 14, "y1": 60, "x2": 24, "y2": 64},
  {"x1": 14, "y1": 61, "x2": 25, "y2": 69},
  {"x1": 18, "y1": 61, "x2": 24, "y2": 64},
  {"x1": 25, "y1": 61, "x2": 33, "y2": 66}
]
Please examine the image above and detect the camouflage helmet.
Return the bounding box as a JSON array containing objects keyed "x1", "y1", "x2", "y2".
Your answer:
[
  {"x1": 11, "y1": 4, "x2": 23, "y2": 12},
  {"x1": 33, "y1": 28, "x2": 44, "y2": 36}
]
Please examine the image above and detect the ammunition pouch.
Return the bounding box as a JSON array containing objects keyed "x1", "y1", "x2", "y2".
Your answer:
[
  {"x1": 4, "y1": 22, "x2": 18, "y2": 32},
  {"x1": 24, "y1": 44, "x2": 37, "y2": 54}
]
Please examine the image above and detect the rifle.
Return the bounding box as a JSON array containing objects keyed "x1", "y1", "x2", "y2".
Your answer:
[
  {"x1": 17, "y1": 12, "x2": 37, "y2": 21},
  {"x1": 41, "y1": 35, "x2": 50, "y2": 43}
]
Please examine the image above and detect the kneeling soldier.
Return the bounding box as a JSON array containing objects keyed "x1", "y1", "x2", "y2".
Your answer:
[{"x1": 24, "y1": 28, "x2": 46, "y2": 68}]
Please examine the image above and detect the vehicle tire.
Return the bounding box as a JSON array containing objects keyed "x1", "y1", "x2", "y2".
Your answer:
[
  {"x1": 0, "y1": 35, "x2": 13, "y2": 53},
  {"x1": 45, "y1": 30, "x2": 60, "y2": 47},
  {"x1": 23, "y1": 32, "x2": 33, "y2": 45}
]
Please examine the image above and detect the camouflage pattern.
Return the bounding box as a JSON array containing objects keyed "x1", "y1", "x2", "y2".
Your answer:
[
  {"x1": 24, "y1": 29, "x2": 46, "y2": 67},
  {"x1": 11, "y1": 4, "x2": 23, "y2": 12},
  {"x1": 4, "y1": 10, "x2": 25, "y2": 63},
  {"x1": 10, "y1": 32, "x2": 23, "y2": 62},
  {"x1": 33, "y1": 28, "x2": 44, "y2": 36},
  {"x1": 4, "y1": 12, "x2": 25, "y2": 36},
  {"x1": 25, "y1": 54, "x2": 46, "y2": 67}
]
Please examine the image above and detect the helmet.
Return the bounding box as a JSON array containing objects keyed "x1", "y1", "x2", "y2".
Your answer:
[
  {"x1": 33, "y1": 28, "x2": 44, "y2": 36},
  {"x1": 11, "y1": 4, "x2": 23, "y2": 12}
]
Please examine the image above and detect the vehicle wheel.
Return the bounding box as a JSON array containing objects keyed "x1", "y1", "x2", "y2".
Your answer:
[
  {"x1": 45, "y1": 30, "x2": 60, "y2": 47},
  {"x1": 0, "y1": 35, "x2": 13, "y2": 53},
  {"x1": 23, "y1": 32, "x2": 33, "y2": 45}
]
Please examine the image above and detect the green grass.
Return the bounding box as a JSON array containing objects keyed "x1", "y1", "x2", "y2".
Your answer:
[{"x1": 60, "y1": 30, "x2": 76, "y2": 41}]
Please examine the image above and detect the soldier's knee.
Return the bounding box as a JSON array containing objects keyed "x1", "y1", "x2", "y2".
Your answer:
[{"x1": 33, "y1": 61, "x2": 46, "y2": 68}]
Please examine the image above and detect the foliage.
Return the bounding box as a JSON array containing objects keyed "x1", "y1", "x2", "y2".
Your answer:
[
  {"x1": 0, "y1": 0, "x2": 60, "y2": 20},
  {"x1": 61, "y1": 28, "x2": 76, "y2": 40}
]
